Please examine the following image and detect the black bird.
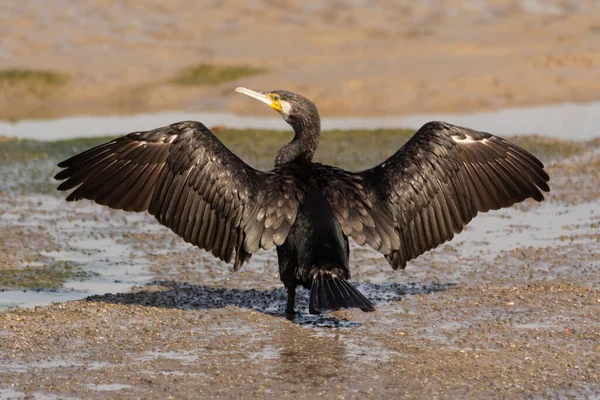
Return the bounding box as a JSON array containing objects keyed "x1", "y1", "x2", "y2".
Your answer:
[{"x1": 55, "y1": 87, "x2": 550, "y2": 315}]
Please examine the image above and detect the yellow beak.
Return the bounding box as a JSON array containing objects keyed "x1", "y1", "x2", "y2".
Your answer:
[{"x1": 235, "y1": 87, "x2": 282, "y2": 112}]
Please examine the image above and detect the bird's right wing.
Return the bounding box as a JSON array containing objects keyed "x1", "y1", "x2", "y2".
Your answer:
[
  {"x1": 55, "y1": 121, "x2": 302, "y2": 270},
  {"x1": 322, "y1": 121, "x2": 550, "y2": 270}
]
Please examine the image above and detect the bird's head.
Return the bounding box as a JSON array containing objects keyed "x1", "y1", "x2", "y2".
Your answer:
[{"x1": 235, "y1": 87, "x2": 319, "y2": 128}]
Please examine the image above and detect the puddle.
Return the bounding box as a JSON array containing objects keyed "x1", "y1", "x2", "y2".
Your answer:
[
  {"x1": 439, "y1": 202, "x2": 599, "y2": 260},
  {"x1": 0, "y1": 195, "x2": 155, "y2": 309},
  {"x1": 85, "y1": 384, "x2": 134, "y2": 392},
  {"x1": 2, "y1": 184, "x2": 598, "y2": 310},
  {"x1": 1, "y1": 360, "x2": 113, "y2": 373},
  {"x1": 1, "y1": 101, "x2": 599, "y2": 141},
  {"x1": 0, "y1": 389, "x2": 75, "y2": 400},
  {"x1": 135, "y1": 350, "x2": 199, "y2": 364}
]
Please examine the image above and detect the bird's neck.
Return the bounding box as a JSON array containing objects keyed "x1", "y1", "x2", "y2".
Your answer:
[{"x1": 275, "y1": 116, "x2": 321, "y2": 167}]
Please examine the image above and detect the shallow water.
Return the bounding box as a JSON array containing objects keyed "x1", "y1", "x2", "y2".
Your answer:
[
  {"x1": 1, "y1": 101, "x2": 600, "y2": 141},
  {"x1": 1, "y1": 189, "x2": 597, "y2": 310},
  {"x1": 0, "y1": 198, "x2": 156, "y2": 308}
]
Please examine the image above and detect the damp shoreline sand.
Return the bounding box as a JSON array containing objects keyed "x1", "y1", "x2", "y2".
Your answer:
[{"x1": 1, "y1": 133, "x2": 599, "y2": 398}]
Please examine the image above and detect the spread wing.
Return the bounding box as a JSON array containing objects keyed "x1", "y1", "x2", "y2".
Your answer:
[
  {"x1": 55, "y1": 121, "x2": 302, "y2": 270},
  {"x1": 322, "y1": 121, "x2": 550, "y2": 270}
]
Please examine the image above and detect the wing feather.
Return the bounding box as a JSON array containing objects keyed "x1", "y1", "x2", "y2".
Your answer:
[
  {"x1": 55, "y1": 121, "x2": 303, "y2": 269},
  {"x1": 323, "y1": 121, "x2": 550, "y2": 270}
]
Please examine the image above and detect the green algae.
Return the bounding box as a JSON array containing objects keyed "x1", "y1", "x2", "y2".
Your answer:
[
  {"x1": 0, "y1": 130, "x2": 595, "y2": 197},
  {"x1": 0, "y1": 261, "x2": 99, "y2": 290},
  {"x1": 171, "y1": 64, "x2": 265, "y2": 86},
  {"x1": 0, "y1": 69, "x2": 68, "y2": 90}
]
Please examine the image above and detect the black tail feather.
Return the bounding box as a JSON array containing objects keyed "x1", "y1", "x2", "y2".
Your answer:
[{"x1": 309, "y1": 277, "x2": 375, "y2": 315}]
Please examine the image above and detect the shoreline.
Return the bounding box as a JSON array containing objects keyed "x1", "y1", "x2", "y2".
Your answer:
[{"x1": 2, "y1": 100, "x2": 600, "y2": 142}]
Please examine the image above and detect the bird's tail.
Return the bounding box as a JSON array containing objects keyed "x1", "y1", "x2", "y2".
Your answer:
[{"x1": 309, "y1": 275, "x2": 375, "y2": 315}]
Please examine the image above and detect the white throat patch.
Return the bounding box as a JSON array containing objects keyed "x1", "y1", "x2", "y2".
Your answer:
[{"x1": 280, "y1": 100, "x2": 292, "y2": 117}]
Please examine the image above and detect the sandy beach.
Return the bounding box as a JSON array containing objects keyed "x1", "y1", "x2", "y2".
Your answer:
[{"x1": 1, "y1": 0, "x2": 600, "y2": 120}]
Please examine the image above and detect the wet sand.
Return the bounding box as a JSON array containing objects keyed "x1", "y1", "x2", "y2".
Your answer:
[
  {"x1": 1, "y1": 0, "x2": 600, "y2": 120},
  {"x1": 1, "y1": 133, "x2": 599, "y2": 398}
]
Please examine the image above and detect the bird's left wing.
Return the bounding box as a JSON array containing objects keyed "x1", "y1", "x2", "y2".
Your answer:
[
  {"x1": 322, "y1": 121, "x2": 550, "y2": 270},
  {"x1": 55, "y1": 121, "x2": 302, "y2": 270}
]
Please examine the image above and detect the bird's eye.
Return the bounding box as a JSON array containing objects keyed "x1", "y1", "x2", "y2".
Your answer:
[{"x1": 273, "y1": 94, "x2": 280, "y2": 101}]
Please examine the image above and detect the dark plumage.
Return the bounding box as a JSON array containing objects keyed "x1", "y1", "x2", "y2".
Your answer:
[{"x1": 55, "y1": 87, "x2": 550, "y2": 315}]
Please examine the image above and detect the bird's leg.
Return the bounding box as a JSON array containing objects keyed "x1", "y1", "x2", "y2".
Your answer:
[{"x1": 285, "y1": 284, "x2": 297, "y2": 318}]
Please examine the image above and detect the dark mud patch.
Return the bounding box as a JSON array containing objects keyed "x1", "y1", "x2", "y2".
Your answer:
[{"x1": 87, "y1": 280, "x2": 453, "y2": 327}]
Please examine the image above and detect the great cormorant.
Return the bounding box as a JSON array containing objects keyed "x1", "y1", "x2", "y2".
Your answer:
[{"x1": 55, "y1": 87, "x2": 550, "y2": 315}]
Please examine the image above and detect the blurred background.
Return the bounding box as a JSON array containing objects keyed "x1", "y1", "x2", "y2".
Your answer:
[
  {"x1": 2, "y1": 3, "x2": 600, "y2": 398},
  {"x1": 1, "y1": 0, "x2": 600, "y2": 121}
]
